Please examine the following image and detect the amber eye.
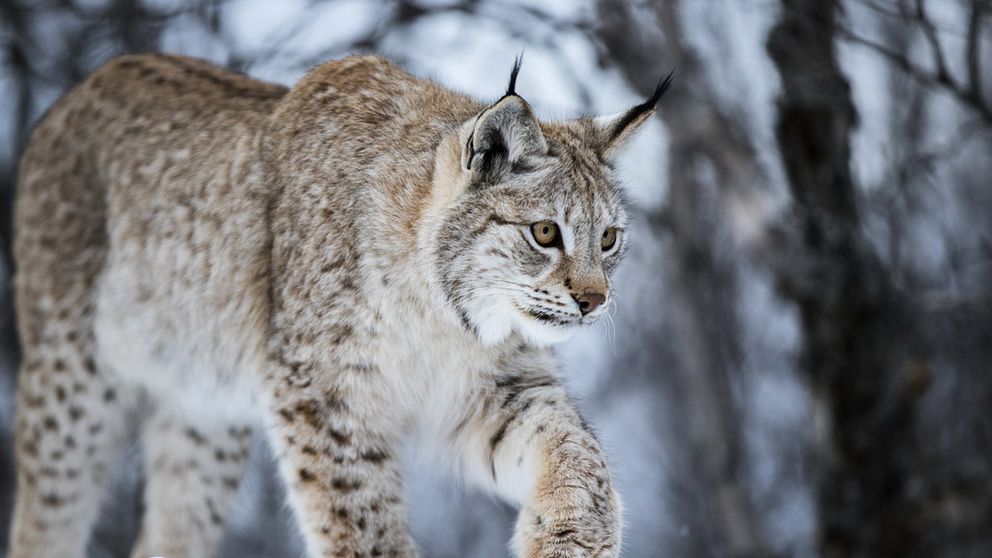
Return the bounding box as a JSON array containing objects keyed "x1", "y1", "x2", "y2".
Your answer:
[
  {"x1": 530, "y1": 221, "x2": 560, "y2": 247},
  {"x1": 602, "y1": 227, "x2": 618, "y2": 251}
]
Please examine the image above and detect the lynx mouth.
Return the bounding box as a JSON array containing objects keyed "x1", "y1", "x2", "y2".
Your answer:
[
  {"x1": 518, "y1": 305, "x2": 581, "y2": 327},
  {"x1": 513, "y1": 307, "x2": 581, "y2": 346},
  {"x1": 527, "y1": 309, "x2": 568, "y2": 324}
]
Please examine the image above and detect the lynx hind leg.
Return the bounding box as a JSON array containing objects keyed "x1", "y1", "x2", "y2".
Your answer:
[
  {"x1": 10, "y1": 315, "x2": 135, "y2": 558},
  {"x1": 130, "y1": 408, "x2": 253, "y2": 558}
]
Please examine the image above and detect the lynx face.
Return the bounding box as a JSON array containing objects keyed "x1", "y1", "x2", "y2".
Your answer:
[
  {"x1": 434, "y1": 137, "x2": 629, "y2": 346},
  {"x1": 432, "y1": 63, "x2": 669, "y2": 346}
]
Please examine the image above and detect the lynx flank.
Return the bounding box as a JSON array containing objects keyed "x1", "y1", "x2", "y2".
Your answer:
[{"x1": 10, "y1": 53, "x2": 669, "y2": 557}]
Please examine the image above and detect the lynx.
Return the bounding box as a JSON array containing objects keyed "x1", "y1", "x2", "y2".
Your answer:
[{"x1": 9, "y1": 53, "x2": 669, "y2": 557}]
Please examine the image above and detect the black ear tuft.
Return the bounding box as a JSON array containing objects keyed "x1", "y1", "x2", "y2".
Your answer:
[
  {"x1": 608, "y1": 70, "x2": 674, "y2": 142},
  {"x1": 506, "y1": 53, "x2": 524, "y2": 97},
  {"x1": 646, "y1": 71, "x2": 675, "y2": 109}
]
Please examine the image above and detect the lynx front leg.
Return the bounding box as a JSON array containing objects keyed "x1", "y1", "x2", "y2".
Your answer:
[
  {"x1": 263, "y1": 363, "x2": 416, "y2": 558},
  {"x1": 130, "y1": 408, "x2": 253, "y2": 558},
  {"x1": 453, "y1": 372, "x2": 621, "y2": 558}
]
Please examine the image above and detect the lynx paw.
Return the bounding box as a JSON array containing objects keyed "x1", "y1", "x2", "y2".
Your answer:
[{"x1": 514, "y1": 490, "x2": 622, "y2": 558}]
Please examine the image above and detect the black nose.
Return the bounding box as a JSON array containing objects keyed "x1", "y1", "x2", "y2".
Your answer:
[{"x1": 573, "y1": 292, "x2": 606, "y2": 315}]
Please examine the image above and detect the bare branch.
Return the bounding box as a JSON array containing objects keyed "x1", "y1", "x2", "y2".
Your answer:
[
  {"x1": 837, "y1": 25, "x2": 992, "y2": 125},
  {"x1": 914, "y1": 0, "x2": 950, "y2": 81},
  {"x1": 966, "y1": 0, "x2": 987, "y2": 103}
]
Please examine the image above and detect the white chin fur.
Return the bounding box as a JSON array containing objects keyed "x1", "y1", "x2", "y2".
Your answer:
[
  {"x1": 513, "y1": 314, "x2": 578, "y2": 347},
  {"x1": 469, "y1": 298, "x2": 517, "y2": 345},
  {"x1": 470, "y1": 304, "x2": 577, "y2": 347}
]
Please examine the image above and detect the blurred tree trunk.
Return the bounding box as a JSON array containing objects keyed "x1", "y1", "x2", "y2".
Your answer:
[
  {"x1": 766, "y1": 1, "x2": 925, "y2": 556},
  {"x1": 596, "y1": 2, "x2": 769, "y2": 556}
]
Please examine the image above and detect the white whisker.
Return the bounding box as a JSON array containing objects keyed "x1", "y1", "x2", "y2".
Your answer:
[{"x1": 603, "y1": 311, "x2": 617, "y2": 356}]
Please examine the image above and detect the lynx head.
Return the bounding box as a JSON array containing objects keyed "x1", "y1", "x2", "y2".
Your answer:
[{"x1": 430, "y1": 58, "x2": 672, "y2": 346}]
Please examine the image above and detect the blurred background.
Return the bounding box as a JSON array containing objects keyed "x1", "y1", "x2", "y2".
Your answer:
[{"x1": 1, "y1": 0, "x2": 992, "y2": 556}]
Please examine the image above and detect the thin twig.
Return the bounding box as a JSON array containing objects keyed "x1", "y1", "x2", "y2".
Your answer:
[
  {"x1": 914, "y1": 0, "x2": 950, "y2": 81},
  {"x1": 966, "y1": 0, "x2": 987, "y2": 103},
  {"x1": 838, "y1": 26, "x2": 992, "y2": 126}
]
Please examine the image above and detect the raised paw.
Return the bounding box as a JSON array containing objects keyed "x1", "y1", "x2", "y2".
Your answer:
[{"x1": 514, "y1": 490, "x2": 622, "y2": 558}]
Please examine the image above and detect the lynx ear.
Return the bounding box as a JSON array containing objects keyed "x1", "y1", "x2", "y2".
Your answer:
[
  {"x1": 594, "y1": 71, "x2": 674, "y2": 156},
  {"x1": 461, "y1": 57, "x2": 547, "y2": 181}
]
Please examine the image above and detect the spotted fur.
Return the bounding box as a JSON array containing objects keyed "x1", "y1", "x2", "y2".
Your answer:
[{"x1": 9, "y1": 53, "x2": 663, "y2": 558}]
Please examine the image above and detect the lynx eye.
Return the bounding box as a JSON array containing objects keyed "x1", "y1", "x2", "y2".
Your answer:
[
  {"x1": 530, "y1": 221, "x2": 560, "y2": 248},
  {"x1": 602, "y1": 227, "x2": 618, "y2": 251}
]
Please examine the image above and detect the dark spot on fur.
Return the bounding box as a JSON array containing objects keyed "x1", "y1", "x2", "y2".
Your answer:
[
  {"x1": 299, "y1": 468, "x2": 316, "y2": 482},
  {"x1": 325, "y1": 391, "x2": 346, "y2": 412},
  {"x1": 23, "y1": 393, "x2": 44, "y2": 408},
  {"x1": 294, "y1": 399, "x2": 324, "y2": 429},
  {"x1": 495, "y1": 374, "x2": 555, "y2": 410},
  {"x1": 344, "y1": 361, "x2": 378, "y2": 374},
  {"x1": 41, "y1": 492, "x2": 69, "y2": 507},
  {"x1": 555, "y1": 528, "x2": 577, "y2": 539},
  {"x1": 330, "y1": 477, "x2": 361, "y2": 492},
  {"x1": 360, "y1": 448, "x2": 388, "y2": 463},
  {"x1": 39, "y1": 466, "x2": 59, "y2": 477},
  {"x1": 21, "y1": 441, "x2": 38, "y2": 457},
  {"x1": 328, "y1": 324, "x2": 355, "y2": 346},
  {"x1": 204, "y1": 496, "x2": 225, "y2": 525},
  {"x1": 327, "y1": 427, "x2": 351, "y2": 446},
  {"x1": 319, "y1": 257, "x2": 345, "y2": 273},
  {"x1": 185, "y1": 427, "x2": 207, "y2": 445},
  {"x1": 67, "y1": 406, "x2": 84, "y2": 422},
  {"x1": 228, "y1": 426, "x2": 251, "y2": 439},
  {"x1": 490, "y1": 423, "x2": 508, "y2": 451},
  {"x1": 42, "y1": 416, "x2": 58, "y2": 431}
]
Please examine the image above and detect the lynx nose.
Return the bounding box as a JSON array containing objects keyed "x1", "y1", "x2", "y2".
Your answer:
[{"x1": 573, "y1": 292, "x2": 606, "y2": 315}]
